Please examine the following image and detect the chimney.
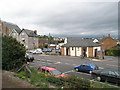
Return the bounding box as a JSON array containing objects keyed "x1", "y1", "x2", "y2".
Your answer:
[
  {"x1": 34, "y1": 30, "x2": 37, "y2": 35},
  {"x1": 108, "y1": 34, "x2": 110, "y2": 37}
]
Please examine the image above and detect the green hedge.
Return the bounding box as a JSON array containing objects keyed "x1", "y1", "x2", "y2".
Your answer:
[
  {"x1": 105, "y1": 49, "x2": 120, "y2": 56},
  {"x1": 2, "y1": 36, "x2": 26, "y2": 71}
]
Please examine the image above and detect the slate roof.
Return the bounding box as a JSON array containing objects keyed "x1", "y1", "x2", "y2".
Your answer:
[
  {"x1": 62, "y1": 37, "x2": 100, "y2": 47},
  {"x1": 39, "y1": 38, "x2": 48, "y2": 43},
  {"x1": 3, "y1": 21, "x2": 21, "y2": 34},
  {"x1": 22, "y1": 29, "x2": 37, "y2": 37}
]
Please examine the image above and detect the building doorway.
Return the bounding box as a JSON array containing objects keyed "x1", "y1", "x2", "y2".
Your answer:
[
  {"x1": 94, "y1": 49, "x2": 97, "y2": 57},
  {"x1": 82, "y1": 47, "x2": 87, "y2": 57},
  {"x1": 66, "y1": 47, "x2": 69, "y2": 56}
]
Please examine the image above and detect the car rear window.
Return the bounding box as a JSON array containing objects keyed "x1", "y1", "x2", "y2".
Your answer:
[{"x1": 51, "y1": 70, "x2": 62, "y2": 75}]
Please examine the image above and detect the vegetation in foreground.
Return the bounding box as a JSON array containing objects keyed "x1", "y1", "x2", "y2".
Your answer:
[
  {"x1": 14, "y1": 68, "x2": 119, "y2": 88},
  {"x1": 2, "y1": 36, "x2": 26, "y2": 71}
]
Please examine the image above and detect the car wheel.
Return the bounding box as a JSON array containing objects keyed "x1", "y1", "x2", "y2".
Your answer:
[
  {"x1": 89, "y1": 71, "x2": 92, "y2": 74},
  {"x1": 96, "y1": 76, "x2": 101, "y2": 81},
  {"x1": 75, "y1": 68, "x2": 79, "y2": 72}
]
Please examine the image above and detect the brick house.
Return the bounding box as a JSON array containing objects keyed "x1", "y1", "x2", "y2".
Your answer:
[
  {"x1": 61, "y1": 37, "x2": 101, "y2": 57},
  {"x1": 38, "y1": 38, "x2": 48, "y2": 47},
  {"x1": 0, "y1": 21, "x2": 21, "y2": 41},
  {"x1": 98, "y1": 34, "x2": 117, "y2": 50},
  {"x1": 19, "y1": 29, "x2": 38, "y2": 49}
]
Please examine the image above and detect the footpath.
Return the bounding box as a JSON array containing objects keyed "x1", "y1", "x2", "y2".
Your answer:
[{"x1": 2, "y1": 70, "x2": 33, "y2": 88}]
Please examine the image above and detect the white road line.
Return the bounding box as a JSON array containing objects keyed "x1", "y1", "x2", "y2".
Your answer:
[
  {"x1": 107, "y1": 64, "x2": 118, "y2": 67},
  {"x1": 54, "y1": 61, "x2": 61, "y2": 64},
  {"x1": 63, "y1": 70, "x2": 74, "y2": 74},
  {"x1": 73, "y1": 64, "x2": 77, "y2": 66}
]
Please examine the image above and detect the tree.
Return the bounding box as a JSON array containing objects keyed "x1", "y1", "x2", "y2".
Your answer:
[{"x1": 2, "y1": 36, "x2": 26, "y2": 71}]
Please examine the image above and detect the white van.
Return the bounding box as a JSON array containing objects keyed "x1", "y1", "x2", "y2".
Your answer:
[{"x1": 32, "y1": 48, "x2": 42, "y2": 54}]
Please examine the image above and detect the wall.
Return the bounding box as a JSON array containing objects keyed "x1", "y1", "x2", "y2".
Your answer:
[
  {"x1": 101, "y1": 37, "x2": 117, "y2": 50},
  {"x1": 70, "y1": 47, "x2": 75, "y2": 56},
  {"x1": 93, "y1": 46, "x2": 101, "y2": 57},
  {"x1": 76, "y1": 47, "x2": 81, "y2": 56}
]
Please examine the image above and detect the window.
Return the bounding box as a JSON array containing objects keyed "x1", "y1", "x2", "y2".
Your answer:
[
  {"x1": 72, "y1": 47, "x2": 74, "y2": 50},
  {"x1": 11, "y1": 33, "x2": 16, "y2": 36},
  {"x1": 78, "y1": 47, "x2": 79, "y2": 51},
  {"x1": 85, "y1": 65, "x2": 90, "y2": 67},
  {"x1": 80, "y1": 65, "x2": 86, "y2": 67},
  {"x1": 109, "y1": 71, "x2": 116, "y2": 76}
]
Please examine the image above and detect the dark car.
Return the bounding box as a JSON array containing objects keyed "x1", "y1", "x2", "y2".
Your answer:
[
  {"x1": 47, "y1": 48, "x2": 52, "y2": 52},
  {"x1": 25, "y1": 53, "x2": 34, "y2": 62},
  {"x1": 55, "y1": 49, "x2": 61, "y2": 53},
  {"x1": 91, "y1": 70, "x2": 120, "y2": 85},
  {"x1": 74, "y1": 63, "x2": 99, "y2": 73},
  {"x1": 42, "y1": 48, "x2": 48, "y2": 52}
]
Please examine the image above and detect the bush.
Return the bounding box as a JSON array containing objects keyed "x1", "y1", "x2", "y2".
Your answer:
[
  {"x1": 105, "y1": 49, "x2": 120, "y2": 56},
  {"x1": 2, "y1": 36, "x2": 26, "y2": 71}
]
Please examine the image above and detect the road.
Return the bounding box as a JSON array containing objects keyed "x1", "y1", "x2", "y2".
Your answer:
[{"x1": 29, "y1": 53, "x2": 119, "y2": 80}]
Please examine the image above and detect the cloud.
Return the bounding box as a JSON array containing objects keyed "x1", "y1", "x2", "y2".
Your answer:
[{"x1": 0, "y1": 0, "x2": 118, "y2": 37}]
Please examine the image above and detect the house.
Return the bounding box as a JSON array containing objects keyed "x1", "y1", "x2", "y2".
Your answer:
[
  {"x1": 98, "y1": 34, "x2": 117, "y2": 50},
  {"x1": 19, "y1": 29, "x2": 38, "y2": 49},
  {"x1": 0, "y1": 20, "x2": 21, "y2": 41},
  {"x1": 38, "y1": 38, "x2": 48, "y2": 47},
  {"x1": 61, "y1": 37, "x2": 101, "y2": 57}
]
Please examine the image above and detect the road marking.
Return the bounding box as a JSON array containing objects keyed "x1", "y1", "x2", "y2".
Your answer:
[
  {"x1": 63, "y1": 70, "x2": 74, "y2": 74},
  {"x1": 89, "y1": 59, "x2": 102, "y2": 61},
  {"x1": 99, "y1": 67, "x2": 104, "y2": 69},
  {"x1": 54, "y1": 61, "x2": 61, "y2": 64},
  {"x1": 73, "y1": 64, "x2": 77, "y2": 66},
  {"x1": 107, "y1": 64, "x2": 118, "y2": 67}
]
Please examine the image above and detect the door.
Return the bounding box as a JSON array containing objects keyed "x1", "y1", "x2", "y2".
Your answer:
[
  {"x1": 66, "y1": 47, "x2": 69, "y2": 55},
  {"x1": 94, "y1": 49, "x2": 97, "y2": 57}
]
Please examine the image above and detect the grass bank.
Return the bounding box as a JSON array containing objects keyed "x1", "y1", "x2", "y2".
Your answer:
[{"x1": 14, "y1": 68, "x2": 119, "y2": 88}]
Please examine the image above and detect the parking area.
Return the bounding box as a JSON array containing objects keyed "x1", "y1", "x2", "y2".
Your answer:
[{"x1": 29, "y1": 53, "x2": 119, "y2": 80}]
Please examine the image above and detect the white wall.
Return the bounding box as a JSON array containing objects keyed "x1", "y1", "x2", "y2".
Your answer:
[
  {"x1": 93, "y1": 46, "x2": 101, "y2": 57},
  {"x1": 64, "y1": 47, "x2": 66, "y2": 55},
  {"x1": 86, "y1": 47, "x2": 89, "y2": 57},
  {"x1": 76, "y1": 47, "x2": 81, "y2": 56},
  {"x1": 70, "y1": 47, "x2": 75, "y2": 56}
]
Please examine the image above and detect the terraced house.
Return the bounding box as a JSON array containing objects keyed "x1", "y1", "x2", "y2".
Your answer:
[
  {"x1": 61, "y1": 37, "x2": 101, "y2": 57},
  {"x1": 19, "y1": 29, "x2": 38, "y2": 49},
  {"x1": 0, "y1": 20, "x2": 38, "y2": 49},
  {"x1": 0, "y1": 20, "x2": 21, "y2": 41}
]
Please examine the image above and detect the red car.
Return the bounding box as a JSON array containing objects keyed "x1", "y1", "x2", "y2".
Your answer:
[{"x1": 37, "y1": 66, "x2": 66, "y2": 78}]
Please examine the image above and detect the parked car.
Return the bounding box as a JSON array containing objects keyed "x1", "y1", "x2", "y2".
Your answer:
[
  {"x1": 55, "y1": 49, "x2": 61, "y2": 53},
  {"x1": 91, "y1": 69, "x2": 120, "y2": 85},
  {"x1": 47, "y1": 48, "x2": 53, "y2": 52},
  {"x1": 29, "y1": 49, "x2": 35, "y2": 53},
  {"x1": 74, "y1": 63, "x2": 99, "y2": 73},
  {"x1": 25, "y1": 53, "x2": 34, "y2": 62},
  {"x1": 37, "y1": 66, "x2": 66, "y2": 78},
  {"x1": 42, "y1": 48, "x2": 48, "y2": 52},
  {"x1": 32, "y1": 49, "x2": 42, "y2": 54}
]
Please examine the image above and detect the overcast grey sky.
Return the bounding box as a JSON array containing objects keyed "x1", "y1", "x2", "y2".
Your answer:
[{"x1": 0, "y1": 0, "x2": 118, "y2": 37}]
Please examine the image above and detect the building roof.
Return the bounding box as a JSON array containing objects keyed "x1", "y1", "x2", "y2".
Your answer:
[
  {"x1": 22, "y1": 29, "x2": 37, "y2": 37},
  {"x1": 38, "y1": 38, "x2": 48, "y2": 43},
  {"x1": 62, "y1": 37, "x2": 100, "y2": 47},
  {"x1": 3, "y1": 21, "x2": 21, "y2": 34}
]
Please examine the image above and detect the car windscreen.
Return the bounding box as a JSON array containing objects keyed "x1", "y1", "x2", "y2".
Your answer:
[{"x1": 51, "y1": 70, "x2": 62, "y2": 75}]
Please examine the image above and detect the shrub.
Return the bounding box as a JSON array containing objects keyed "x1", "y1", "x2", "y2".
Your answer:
[{"x1": 2, "y1": 36, "x2": 26, "y2": 71}]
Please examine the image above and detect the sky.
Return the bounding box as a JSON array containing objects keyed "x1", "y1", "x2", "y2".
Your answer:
[{"x1": 0, "y1": 0, "x2": 119, "y2": 38}]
